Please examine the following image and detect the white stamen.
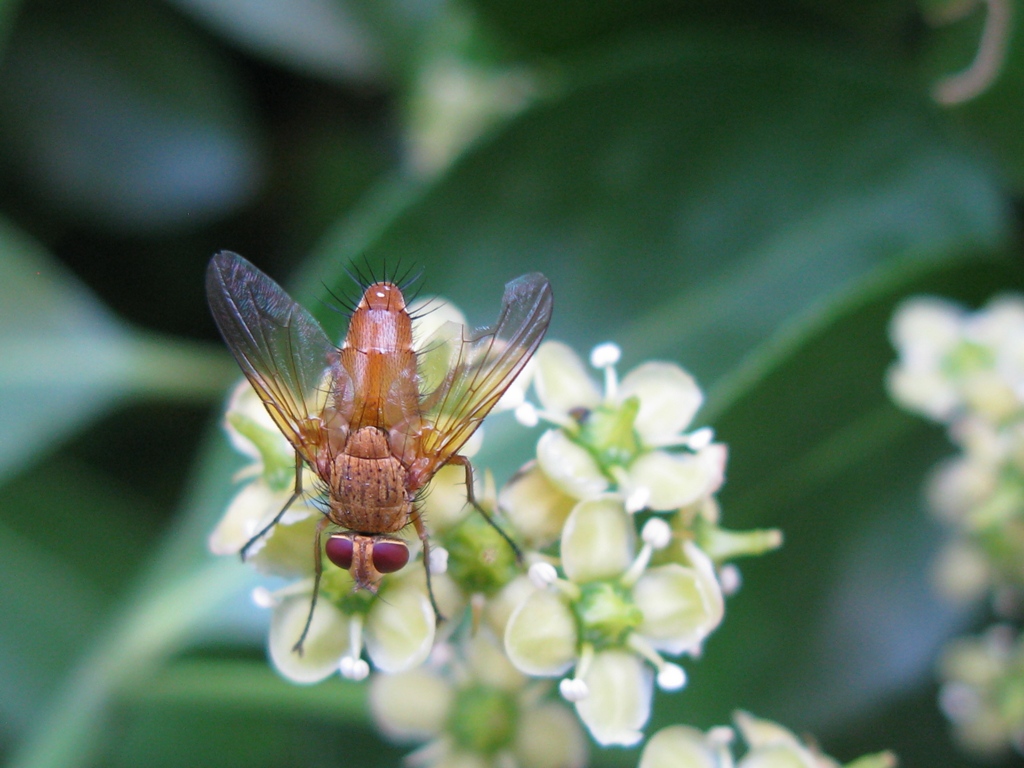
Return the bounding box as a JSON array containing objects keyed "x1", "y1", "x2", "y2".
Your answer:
[
  {"x1": 528, "y1": 561, "x2": 559, "y2": 588},
  {"x1": 641, "y1": 517, "x2": 672, "y2": 550},
  {"x1": 559, "y1": 677, "x2": 589, "y2": 702},
  {"x1": 590, "y1": 342, "x2": 621, "y2": 368},
  {"x1": 706, "y1": 726, "x2": 735, "y2": 749},
  {"x1": 719, "y1": 564, "x2": 742, "y2": 595},
  {"x1": 624, "y1": 486, "x2": 650, "y2": 514},
  {"x1": 428, "y1": 545, "x2": 449, "y2": 575},
  {"x1": 685, "y1": 427, "x2": 715, "y2": 450},
  {"x1": 339, "y1": 655, "x2": 370, "y2": 681},
  {"x1": 251, "y1": 586, "x2": 277, "y2": 608},
  {"x1": 656, "y1": 663, "x2": 687, "y2": 691},
  {"x1": 515, "y1": 402, "x2": 540, "y2": 427}
]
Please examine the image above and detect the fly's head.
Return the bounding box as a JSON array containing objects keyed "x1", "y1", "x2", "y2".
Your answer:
[{"x1": 325, "y1": 532, "x2": 410, "y2": 591}]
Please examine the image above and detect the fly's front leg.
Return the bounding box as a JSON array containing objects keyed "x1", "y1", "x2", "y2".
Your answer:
[
  {"x1": 448, "y1": 454, "x2": 523, "y2": 564},
  {"x1": 241, "y1": 451, "x2": 305, "y2": 561},
  {"x1": 412, "y1": 511, "x2": 445, "y2": 623},
  {"x1": 293, "y1": 515, "x2": 332, "y2": 655}
]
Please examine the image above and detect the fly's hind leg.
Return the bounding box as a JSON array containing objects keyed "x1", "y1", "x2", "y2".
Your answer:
[
  {"x1": 411, "y1": 511, "x2": 446, "y2": 623},
  {"x1": 241, "y1": 451, "x2": 305, "y2": 561},
  {"x1": 292, "y1": 515, "x2": 332, "y2": 655},
  {"x1": 448, "y1": 454, "x2": 523, "y2": 564}
]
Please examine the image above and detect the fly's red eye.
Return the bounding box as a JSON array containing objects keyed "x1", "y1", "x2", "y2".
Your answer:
[
  {"x1": 325, "y1": 535, "x2": 354, "y2": 570},
  {"x1": 372, "y1": 540, "x2": 409, "y2": 574}
]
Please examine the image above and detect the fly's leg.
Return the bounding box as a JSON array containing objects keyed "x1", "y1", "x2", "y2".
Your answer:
[
  {"x1": 448, "y1": 454, "x2": 523, "y2": 564},
  {"x1": 412, "y1": 511, "x2": 446, "y2": 623},
  {"x1": 241, "y1": 451, "x2": 305, "y2": 561},
  {"x1": 293, "y1": 515, "x2": 332, "y2": 655}
]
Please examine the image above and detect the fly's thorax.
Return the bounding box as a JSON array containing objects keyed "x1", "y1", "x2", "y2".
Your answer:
[
  {"x1": 329, "y1": 426, "x2": 413, "y2": 533},
  {"x1": 345, "y1": 282, "x2": 414, "y2": 353}
]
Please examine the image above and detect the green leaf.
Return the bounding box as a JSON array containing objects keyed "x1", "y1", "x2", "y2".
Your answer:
[
  {"x1": 659, "y1": 253, "x2": 1024, "y2": 766},
  {"x1": 0, "y1": 218, "x2": 237, "y2": 482},
  {"x1": 166, "y1": 0, "x2": 388, "y2": 83},
  {"x1": 0, "y1": 0, "x2": 263, "y2": 232},
  {"x1": 167, "y1": 0, "x2": 448, "y2": 85},
  {"x1": 304, "y1": 29, "x2": 1009, "y2": 479},
  {"x1": 467, "y1": 0, "x2": 919, "y2": 55},
  {"x1": 0, "y1": 459, "x2": 155, "y2": 733}
]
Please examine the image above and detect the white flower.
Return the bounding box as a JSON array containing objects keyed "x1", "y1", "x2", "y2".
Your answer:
[
  {"x1": 638, "y1": 725, "x2": 730, "y2": 768},
  {"x1": 503, "y1": 497, "x2": 725, "y2": 745},
  {"x1": 369, "y1": 634, "x2": 587, "y2": 768},
  {"x1": 266, "y1": 567, "x2": 437, "y2": 684},
  {"x1": 888, "y1": 295, "x2": 1024, "y2": 425},
  {"x1": 506, "y1": 340, "x2": 726, "y2": 516}
]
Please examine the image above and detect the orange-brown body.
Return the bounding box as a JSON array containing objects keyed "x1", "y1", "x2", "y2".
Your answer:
[
  {"x1": 206, "y1": 251, "x2": 552, "y2": 652},
  {"x1": 315, "y1": 281, "x2": 438, "y2": 591}
]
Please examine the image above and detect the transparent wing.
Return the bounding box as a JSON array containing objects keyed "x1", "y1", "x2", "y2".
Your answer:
[
  {"x1": 207, "y1": 251, "x2": 338, "y2": 466},
  {"x1": 420, "y1": 273, "x2": 553, "y2": 463}
]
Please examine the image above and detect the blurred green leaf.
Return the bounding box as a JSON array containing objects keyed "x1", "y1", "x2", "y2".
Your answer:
[
  {"x1": 467, "y1": 0, "x2": 919, "y2": 56},
  {"x1": 0, "y1": 0, "x2": 22, "y2": 53},
  {"x1": 0, "y1": 218, "x2": 237, "y2": 482},
  {"x1": 0, "y1": 0, "x2": 263, "y2": 232},
  {"x1": 666, "y1": 253, "x2": 1024, "y2": 766},
  {"x1": 0, "y1": 458, "x2": 155, "y2": 734},
  {"x1": 167, "y1": 0, "x2": 387, "y2": 83},
  {"x1": 167, "y1": 0, "x2": 447, "y2": 85},
  {"x1": 305, "y1": 30, "x2": 1010, "y2": 469}
]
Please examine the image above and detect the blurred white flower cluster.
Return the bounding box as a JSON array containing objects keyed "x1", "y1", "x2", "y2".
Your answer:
[
  {"x1": 209, "y1": 299, "x2": 801, "y2": 765},
  {"x1": 639, "y1": 712, "x2": 895, "y2": 768},
  {"x1": 938, "y1": 626, "x2": 1024, "y2": 755},
  {"x1": 888, "y1": 294, "x2": 1024, "y2": 757}
]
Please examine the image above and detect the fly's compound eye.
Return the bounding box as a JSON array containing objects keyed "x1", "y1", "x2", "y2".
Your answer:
[
  {"x1": 325, "y1": 534, "x2": 354, "y2": 570},
  {"x1": 371, "y1": 539, "x2": 409, "y2": 574}
]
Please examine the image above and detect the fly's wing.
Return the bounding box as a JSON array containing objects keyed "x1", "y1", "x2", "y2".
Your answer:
[
  {"x1": 420, "y1": 273, "x2": 553, "y2": 463},
  {"x1": 207, "y1": 251, "x2": 338, "y2": 466}
]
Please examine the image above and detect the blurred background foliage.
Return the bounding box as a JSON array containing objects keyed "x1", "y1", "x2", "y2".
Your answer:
[{"x1": 0, "y1": 0, "x2": 1022, "y2": 766}]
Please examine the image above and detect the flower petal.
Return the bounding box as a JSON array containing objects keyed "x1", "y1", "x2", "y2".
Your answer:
[
  {"x1": 638, "y1": 726, "x2": 720, "y2": 768},
  {"x1": 504, "y1": 589, "x2": 578, "y2": 676},
  {"x1": 734, "y1": 712, "x2": 819, "y2": 768},
  {"x1": 365, "y1": 581, "x2": 436, "y2": 673},
  {"x1": 409, "y1": 296, "x2": 468, "y2": 350},
  {"x1": 889, "y1": 296, "x2": 962, "y2": 360},
  {"x1": 536, "y1": 429, "x2": 609, "y2": 499},
  {"x1": 634, "y1": 559, "x2": 724, "y2": 655},
  {"x1": 626, "y1": 445, "x2": 726, "y2": 511},
  {"x1": 466, "y1": 632, "x2": 526, "y2": 691},
  {"x1": 561, "y1": 496, "x2": 635, "y2": 583},
  {"x1": 269, "y1": 592, "x2": 349, "y2": 684},
  {"x1": 484, "y1": 575, "x2": 536, "y2": 638},
  {"x1": 575, "y1": 650, "x2": 653, "y2": 746},
  {"x1": 515, "y1": 702, "x2": 588, "y2": 768},
  {"x1": 421, "y1": 464, "x2": 472, "y2": 532},
  {"x1": 209, "y1": 479, "x2": 319, "y2": 574},
  {"x1": 533, "y1": 341, "x2": 601, "y2": 415},
  {"x1": 499, "y1": 461, "x2": 578, "y2": 548},
  {"x1": 619, "y1": 362, "x2": 703, "y2": 445},
  {"x1": 369, "y1": 667, "x2": 454, "y2": 741}
]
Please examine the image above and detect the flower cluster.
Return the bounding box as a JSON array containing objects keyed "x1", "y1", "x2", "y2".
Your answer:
[
  {"x1": 888, "y1": 294, "x2": 1024, "y2": 757},
  {"x1": 497, "y1": 340, "x2": 781, "y2": 746},
  {"x1": 209, "y1": 292, "x2": 784, "y2": 762},
  {"x1": 939, "y1": 625, "x2": 1024, "y2": 756},
  {"x1": 887, "y1": 295, "x2": 1024, "y2": 604},
  {"x1": 638, "y1": 712, "x2": 895, "y2": 768}
]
